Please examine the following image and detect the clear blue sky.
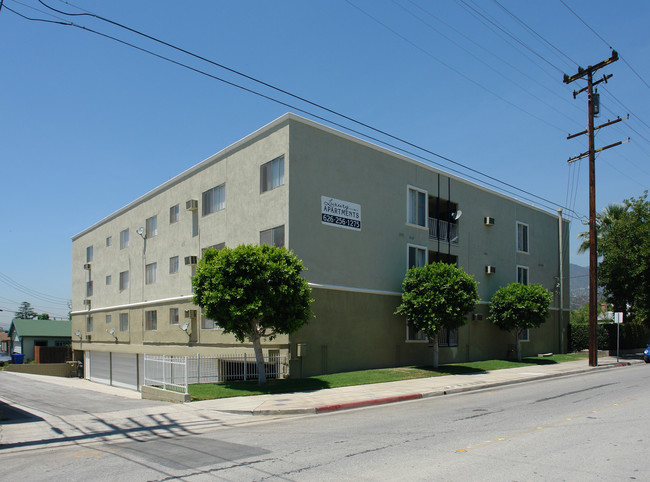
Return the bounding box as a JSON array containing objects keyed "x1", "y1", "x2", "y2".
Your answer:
[{"x1": 1, "y1": 0, "x2": 648, "y2": 329}]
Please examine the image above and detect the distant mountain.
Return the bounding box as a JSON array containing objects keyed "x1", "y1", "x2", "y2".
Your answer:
[{"x1": 570, "y1": 263, "x2": 596, "y2": 310}]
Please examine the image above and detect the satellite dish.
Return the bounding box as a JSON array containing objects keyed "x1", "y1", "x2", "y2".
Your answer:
[
  {"x1": 109, "y1": 328, "x2": 115, "y2": 335},
  {"x1": 452, "y1": 210, "x2": 462, "y2": 220},
  {"x1": 75, "y1": 329, "x2": 81, "y2": 336},
  {"x1": 136, "y1": 227, "x2": 144, "y2": 235},
  {"x1": 181, "y1": 322, "x2": 189, "y2": 332}
]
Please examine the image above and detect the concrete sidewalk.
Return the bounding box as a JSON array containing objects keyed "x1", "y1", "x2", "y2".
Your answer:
[{"x1": 192, "y1": 355, "x2": 643, "y2": 415}]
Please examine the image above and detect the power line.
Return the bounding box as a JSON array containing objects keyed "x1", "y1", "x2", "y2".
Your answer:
[{"x1": 6, "y1": 0, "x2": 583, "y2": 219}]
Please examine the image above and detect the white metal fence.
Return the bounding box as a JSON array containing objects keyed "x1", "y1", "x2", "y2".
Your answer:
[{"x1": 143, "y1": 353, "x2": 288, "y2": 394}]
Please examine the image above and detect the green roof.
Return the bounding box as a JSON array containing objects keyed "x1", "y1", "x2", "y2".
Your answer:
[{"x1": 10, "y1": 319, "x2": 71, "y2": 338}]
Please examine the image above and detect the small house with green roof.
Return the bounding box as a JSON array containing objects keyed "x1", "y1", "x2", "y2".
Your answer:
[{"x1": 8, "y1": 319, "x2": 72, "y2": 362}]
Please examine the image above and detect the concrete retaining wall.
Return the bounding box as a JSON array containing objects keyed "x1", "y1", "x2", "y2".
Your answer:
[
  {"x1": 141, "y1": 385, "x2": 191, "y2": 403},
  {"x1": 3, "y1": 362, "x2": 77, "y2": 377}
]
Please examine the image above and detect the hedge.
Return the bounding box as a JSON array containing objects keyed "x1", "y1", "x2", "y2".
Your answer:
[{"x1": 569, "y1": 322, "x2": 650, "y2": 352}]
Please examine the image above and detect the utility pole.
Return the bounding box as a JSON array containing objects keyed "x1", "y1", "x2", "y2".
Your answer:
[{"x1": 564, "y1": 51, "x2": 623, "y2": 367}]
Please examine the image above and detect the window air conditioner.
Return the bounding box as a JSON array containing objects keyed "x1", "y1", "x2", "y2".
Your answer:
[
  {"x1": 484, "y1": 216, "x2": 495, "y2": 226},
  {"x1": 472, "y1": 313, "x2": 484, "y2": 321},
  {"x1": 184, "y1": 309, "x2": 197, "y2": 319},
  {"x1": 83, "y1": 263, "x2": 92, "y2": 270},
  {"x1": 184, "y1": 255, "x2": 198, "y2": 266},
  {"x1": 83, "y1": 299, "x2": 92, "y2": 306},
  {"x1": 485, "y1": 266, "x2": 496, "y2": 274},
  {"x1": 186, "y1": 199, "x2": 198, "y2": 211}
]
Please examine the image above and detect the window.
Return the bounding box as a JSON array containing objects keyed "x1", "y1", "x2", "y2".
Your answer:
[
  {"x1": 169, "y1": 308, "x2": 179, "y2": 325},
  {"x1": 86, "y1": 316, "x2": 93, "y2": 332},
  {"x1": 120, "y1": 229, "x2": 129, "y2": 249},
  {"x1": 106, "y1": 236, "x2": 112, "y2": 247},
  {"x1": 406, "y1": 323, "x2": 428, "y2": 341},
  {"x1": 201, "y1": 311, "x2": 219, "y2": 329},
  {"x1": 119, "y1": 270, "x2": 129, "y2": 291},
  {"x1": 202, "y1": 184, "x2": 225, "y2": 216},
  {"x1": 146, "y1": 215, "x2": 158, "y2": 238},
  {"x1": 106, "y1": 275, "x2": 111, "y2": 286},
  {"x1": 202, "y1": 243, "x2": 225, "y2": 254},
  {"x1": 260, "y1": 225, "x2": 285, "y2": 248},
  {"x1": 407, "y1": 187, "x2": 427, "y2": 227},
  {"x1": 408, "y1": 245, "x2": 427, "y2": 269},
  {"x1": 517, "y1": 222, "x2": 529, "y2": 253},
  {"x1": 519, "y1": 328, "x2": 530, "y2": 342},
  {"x1": 438, "y1": 327, "x2": 459, "y2": 347},
  {"x1": 119, "y1": 313, "x2": 128, "y2": 332},
  {"x1": 517, "y1": 265, "x2": 529, "y2": 285},
  {"x1": 260, "y1": 155, "x2": 285, "y2": 193},
  {"x1": 86, "y1": 281, "x2": 93, "y2": 297},
  {"x1": 169, "y1": 256, "x2": 179, "y2": 274},
  {"x1": 86, "y1": 246, "x2": 93, "y2": 262},
  {"x1": 170, "y1": 204, "x2": 179, "y2": 224},
  {"x1": 105, "y1": 314, "x2": 111, "y2": 325},
  {"x1": 145, "y1": 310, "x2": 157, "y2": 331},
  {"x1": 145, "y1": 262, "x2": 157, "y2": 285}
]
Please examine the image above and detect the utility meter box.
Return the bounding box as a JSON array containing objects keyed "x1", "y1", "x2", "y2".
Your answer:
[{"x1": 296, "y1": 343, "x2": 307, "y2": 358}]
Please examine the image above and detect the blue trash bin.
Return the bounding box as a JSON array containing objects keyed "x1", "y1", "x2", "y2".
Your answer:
[{"x1": 11, "y1": 353, "x2": 25, "y2": 364}]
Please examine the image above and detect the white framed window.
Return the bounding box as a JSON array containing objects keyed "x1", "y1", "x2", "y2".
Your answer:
[
  {"x1": 169, "y1": 308, "x2": 179, "y2": 325},
  {"x1": 145, "y1": 262, "x2": 157, "y2": 285},
  {"x1": 106, "y1": 275, "x2": 111, "y2": 286},
  {"x1": 86, "y1": 316, "x2": 93, "y2": 332},
  {"x1": 145, "y1": 310, "x2": 157, "y2": 331},
  {"x1": 120, "y1": 229, "x2": 129, "y2": 249},
  {"x1": 407, "y1": 186, "x2": 427, "y2": 227},
  {"x1": 407, "y1": 244, "x2": 427, "y2": 270},
  {"x1": 260, "y1": 225, "x2": 285, "y2": 248},
  {"x1": 406, "y1": 323, "x2": 428, "y2": 342},
  {"x1": 517, "y1": 265, "x2": 529, "y2": 285},
  {"x1": 169, "y1": 256, "x2": 179, "y2": 274},
  {"x1": 106, "y1": 236, "x2": 112, "y2": 247},
  {"x1": 86, "y1": 281, "x2": 93, "y2": 297},
  {"x1": 260, "y1": 155, "x2": 285, "y2": 193},
  {"x1": 86, "y1": 246, "x2": 93, "y2": 262},
  {"x1": 119, "y1": 270, "x2": 129, "y2": 291},
  {"x1": 202, "y1": 184, "x2": 226, "y2": 216},
  {"x1": 170, "y1": 204, "x2": 179, "y2": 224},
  {"x1": 105, "y1": 314, "x2": 111, "y2": 325},
  {"x1": 517, "y1": 222, "x2": 529, "y2": 253},
  {"x1": 146, "y1": 215, "x2": 158, "y2": 238},
  {"x1": 119, "y1": 313, "x2": 128, "y2": 332},
  {"x1": 201, "y1": 312, "x2": 219, "y2": 329}
]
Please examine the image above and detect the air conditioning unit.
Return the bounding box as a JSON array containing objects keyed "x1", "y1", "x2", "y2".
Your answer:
[
  {"x1": 83, "y1": 299, "x2": 92, "y2": 306},
  {"x1": 83, "y1": 263, "x2": 92, "y2": 270},
  {"x1": 184, "y1": 309, "x2": 197, "y2": 319},
  {"x1": 484, "y1": 216, "x2": 495, "y2": 226},
  {"x1": 86, "y1": 335, "x2": 92, "y2": 341},
  {"x1": 485, "y1": 265, "x2": 496, "y2": 275},
  {"x1": 184, "y1": 255, "x2": 198, "y2": 266},
  {"x1": 186, "y1": 199, "x2": 198, "y2": 211},
  {"x1": 472, "y1": 313, "x2": 484, "y2": 321}
]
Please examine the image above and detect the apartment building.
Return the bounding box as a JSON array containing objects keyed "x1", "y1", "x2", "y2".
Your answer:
[{"x1": 71, "y1": 113, "x2": 570, "y2": 390}]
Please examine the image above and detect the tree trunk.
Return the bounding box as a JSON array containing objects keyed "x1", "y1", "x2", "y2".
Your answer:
[
  {"x1": 433, "y1": 333, "x2": 439, "y2": 368},
  {"x1": 251, "y1": 330, "x2": 267, "y2": 385},
  {"x1": 515, "y1": 329, "x2": 522, "y2": 362}
]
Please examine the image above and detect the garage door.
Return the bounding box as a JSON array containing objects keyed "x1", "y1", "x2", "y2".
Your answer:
[
  {"x1": 89, "y1": 351, "x2": 110, "y2": 384},
  {"x1": 111, "y1": 353, "x2": 139, "y2": 390}
]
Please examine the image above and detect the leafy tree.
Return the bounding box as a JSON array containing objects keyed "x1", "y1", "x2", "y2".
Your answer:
[
  {"x1": 192, "y1": 244, "x2": 312, "y2": 384},
  {"x1": 395, "y1": 262, "x2": 479, "y2": 368},
  {"x1": 489, "y1": 283, "x2": 553, "y2": 361},
  {"x1": 37, "y1": 313, "x2": 50, "y2": 320},
  {"x1": 598, "y1": 191, "x2": 650, "y2": 323},
  {"x1": 576, "y1": 203, "x2": 626, "y2": 254},
  {"x1": 15, "y1": 301, "x2": 38, "y2": 319}
]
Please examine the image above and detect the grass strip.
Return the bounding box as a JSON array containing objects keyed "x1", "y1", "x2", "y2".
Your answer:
[{"x1": 188, "y1": 353, "x2": 588, "y2": 401}]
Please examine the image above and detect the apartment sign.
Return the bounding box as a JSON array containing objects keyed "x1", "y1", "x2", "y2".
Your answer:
[{"x1": 321, "y1": 196, "x2": 361, "y2": 231}]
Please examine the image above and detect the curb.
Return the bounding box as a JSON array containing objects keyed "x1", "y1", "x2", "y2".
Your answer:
[{"x1": 220, "y1": 359, "x2": 641, "y2": 416}]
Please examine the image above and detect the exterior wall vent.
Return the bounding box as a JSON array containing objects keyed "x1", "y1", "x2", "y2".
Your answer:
[
  {"x1": 83, "y1": 263, "x2": 92, "y2": 270},
  {"x1": 485, "y1": 265, "x2": 496, "y2": 274},
  {"x1": 484, "y1": 216, "x2": 495, "y2": 226},
  {"x1": 186, "y1": 199, "x2": 198, "y2": 211},
  {"x1": 184, "y1": 309, "x2": 197, "y2": 319},
  {"x1": 184, "y1": 255, "x2": 198, "y2": 266}
]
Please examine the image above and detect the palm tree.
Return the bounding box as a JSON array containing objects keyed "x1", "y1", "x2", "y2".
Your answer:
[{"x1": 577, "y1": 203, "x2": 627, "y2": 255}]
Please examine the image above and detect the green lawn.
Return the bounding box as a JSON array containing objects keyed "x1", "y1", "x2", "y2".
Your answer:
[{"x1": 188, "y1": 353, "x2": 588, "y2": 401}]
